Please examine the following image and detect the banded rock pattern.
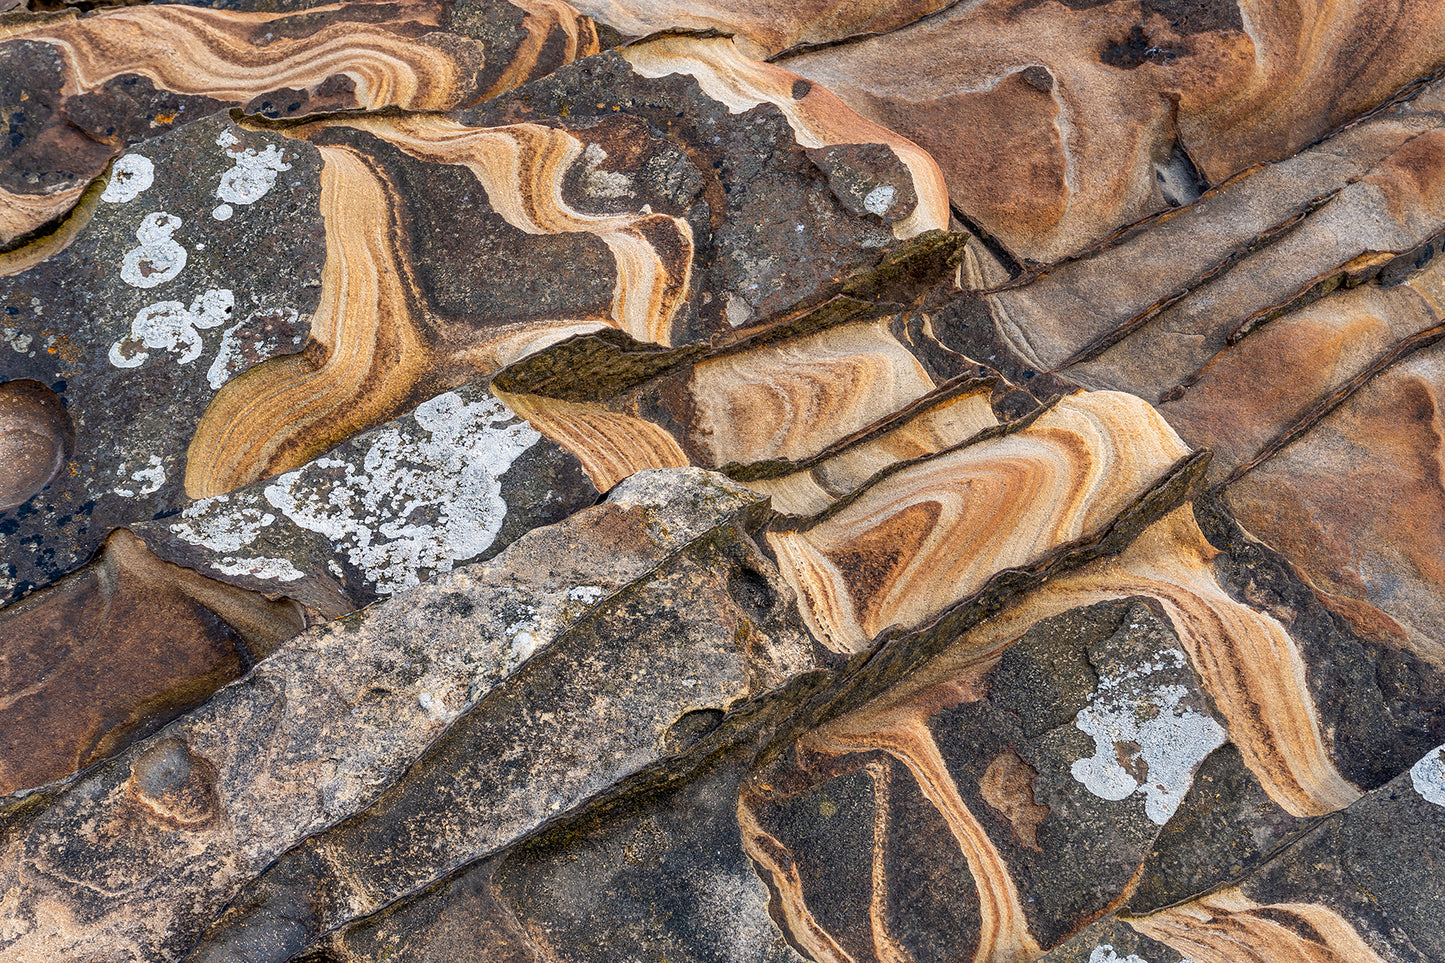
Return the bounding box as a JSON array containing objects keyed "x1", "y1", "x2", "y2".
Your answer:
[
  {"x1": 0, "y1": 0, "x2": 602, "y2": 245},
  {"x1": 779, "y1": 0, "x2": 1445, "y2": 263},
  {"x1": 1, "y1": 2, "x2": 1443, "y2": 963}
]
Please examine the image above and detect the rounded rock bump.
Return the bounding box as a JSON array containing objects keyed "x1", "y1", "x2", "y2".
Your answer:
[
  {"x1": 0, "y1": 379, "x2": 74, "y2": 511},
  {"x1": 128, "y1": 737, "x2": 221, "y2": 829}
]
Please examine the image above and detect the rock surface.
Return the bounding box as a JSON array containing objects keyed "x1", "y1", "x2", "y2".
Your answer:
[{"x1": 1, "y1": 1, "x2": 1442, "y2": 962}]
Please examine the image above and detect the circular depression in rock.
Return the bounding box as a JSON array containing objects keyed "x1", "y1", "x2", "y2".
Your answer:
[{"x1": 0, "y1": 379, "x2": 73, "y2": 511}]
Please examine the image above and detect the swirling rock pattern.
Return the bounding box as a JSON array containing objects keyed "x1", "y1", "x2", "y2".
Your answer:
[
  {"x1": 0, "y1": 0, "x2": 602, "y2": 244},
  {"x1": 567, "y1": 0, "x2": 953, "y2": 57},
  {"x1": 778, "y1": 0, "x2": 1445, "y2": 264},
  {"x1": 2, "y1": 2, "x2": 1444, "y2": 962},
  {"x1": 495, "y1": 311, "x2": 1002, "y2": 502},
  {"x1": 768, "y1": 391, "x2": 1190, "y2": 653},
  {"x1": 0, "y1": 36, "x2": 951, "y2": 591},
  {"x1": 181, "y1": 46, "x2": 948, "y2": 497},
  {"x1": 952, "y1": 70, "x2": 1445, "y2": 675}
]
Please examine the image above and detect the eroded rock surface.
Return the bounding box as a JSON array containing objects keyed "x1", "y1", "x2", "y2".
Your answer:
[{"x1": 1, "y1": 2, "x2": 1442, "y2": 962}]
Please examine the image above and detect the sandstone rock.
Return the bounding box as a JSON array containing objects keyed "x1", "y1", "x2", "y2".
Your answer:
[
  {"x1": 2, "y1": 2, "x2": 1443, "y2": 960},
  {"x1": 0, "y1": 379, "x2": 69, "y2": 511},
  {"x1": 134, "y1": 381, "x2": 598, "y2": 617},
  {"x1": 738, "y1": 600, "x2": 1224, "y2": 962},
  {"x1": 782, "y1": 0, "x2": 1445, "y2": 263},
  {"x1": 1, "y1": 29, "x2": 951, "y2": 591},
  {"x1": 495, "y1": 307, "x2": 1004, "y2": 503},
  {"x1": 292, "y1": 482, "x2": 1445, "y2": 963},
  {"x1": 0, "y1": 0, "x2": 602, "y2": 244},
  {"x1": 307, "y1": 749, "x2": 806, "y2": 963},
  {"x1": 1040, "y1": 740, "x2": 1445, "y2": 963},
  {"x1": 0, "y1": 468, "x2": 809, "y2": 961},
  {"x1": 922, "y1": 64, "x2": 1445, "y2": 696},
  {"x1": 767, "y1": 391, "x2": 1191, "y2": 654},
  {"x1": 0, "y1": 112, "x2": 326, "y2": 602},
  {"x1": 185, "y1": 469, "x2": 816, "y2": 962},
  {"x1": 0, "y1": 528, "x2": 304, "y2": 796},
  {"x1": 566, "y1": 0, "x2": 952, "y2": 57},
  {"x1": 0, "y1": 376, "x2": 596, "y2": 795},
  {"x1": 175, "y1": 39, "x2": 951, "y2": 499}
]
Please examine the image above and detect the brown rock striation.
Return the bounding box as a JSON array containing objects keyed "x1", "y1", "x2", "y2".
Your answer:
[
  {"x1": 1, "y1": 2, "x2": 1443, "y2": 961},
  {"x1": 767, "y1": 391, "x2": 1190, "y2": 653},
  {"x1": 0, "y1": 529, "x2": 304, "y2": 797},
  {"x1": 494, "y1": 311, "x2": 1002, "y2": 506},
  {"x1": 1039, "y1": 738, "x2": 1445, "y2": 962},
  {"x1": 781, "y1": 0, "x2": 1445, "y2": 264},
  {"x1": 1128, "y1": 889, "x2": 1388, "y2": 963},
  {"x1": 184, "y1": 40, "x2": 949, "y2": 496},
  {"x1": 567, "y1": 0, "x2": 953, "y2": 57},
  {"x1": 0, "y1": 0, "x2": 602, "y2": 244},
  {"x1": 0, "y1": 32, "x2": 950, "y2": 601},
  {"x1": 939, "y1": 66, "x2": 1445, "y2": 681},
  {"x1": 946, "y1": 506, "x2": 1363, "y2": 819}
]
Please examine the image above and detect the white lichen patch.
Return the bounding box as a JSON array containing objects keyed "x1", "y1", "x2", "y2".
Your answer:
[
  {"x1": 263, "y1": 391, "x2": 541, "y2": 595},
  {"x1": 567, "y1": 585, "x2": 606, "y2": 604},
  {"x1": 579, "y1": 143, "x2": 634, "y2": 199},
  {"x1": 212, "y1": 204, "x2": 234, "y2": 221},
  {"x1": 216, "y1": 129, "x2": 292, "y2": 208},
  {"x1": 1089, "y1": 947, "x2": 1147, "y2": 963},
  {"x1": 1088, "y1": 946, "x2": 1192, "y2": 963},
  {"x1": 113, "y1": 455, "x2": 166, "y2": 497},
  {"x1": 170, "y1": 496, "x2": 276, "y2": 553},
  {"x1": 120, "y1": 212, "x2": 187, "y2": 288},
  {"x1": 205, "y1": 306, "x2": 301, "y2": 389},
  {"x1": 110, "y1": 289, "x2": 234, "y2": 368},
  {"x1": 1410, "y1": 745, "x2": 1445, "y2": 807},
  {"x1": 1070, "y1": 647, "x2": 1227, "y2": 825},
  {"x1": 210, "y1": 556, "x2": 305, "y2": 582},
  {"x1": 102, "y1": 154, "x2": 155, "y2": 204},
  {"x1": 2, "y1": 327, "x2": 34, "y2": 354},
  {"x1": 864, "y1": 184, "x2": 896, "y2": 216}
]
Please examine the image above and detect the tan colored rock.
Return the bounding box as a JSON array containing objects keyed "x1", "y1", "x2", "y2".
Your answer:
[
  {"x1": 496, "y1": 309, "x2": 1000, "y2": 505},
  {"x1": 974, "y1": 95, "x2": 1443, "y2": 380},
  {"x1": 768, "y1": 390, "x2": 1190, "y2": 653},
  {"x1": 1225, "y1": 346, "x2": 1445, "y2": 668},
  {"x1": 0, "y1": 0, "x2": 602, "y2": 243},
  {"x1": 1129, "y1": 888, "x2": 1387, "y2": 963},
  {"x1": 944, "y1": 72, "x2": 1445, "y2": 674},
  {"x1": 783, "y1": 0, "x2": 1445, "y2": 263},
  {"x1": 0, "y1": 469, "x2": 799, "y2": 962},
  {"x1": 182, "y1": 39, "x2": 949, "y2": 497},
  {"x1": 569, "y1": 0, "x2": 952, "y2": 57}
]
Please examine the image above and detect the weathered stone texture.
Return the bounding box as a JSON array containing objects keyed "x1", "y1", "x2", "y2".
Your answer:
[{"x1": 2, "y1": 1, "x2": 1444, "y2": 961}]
